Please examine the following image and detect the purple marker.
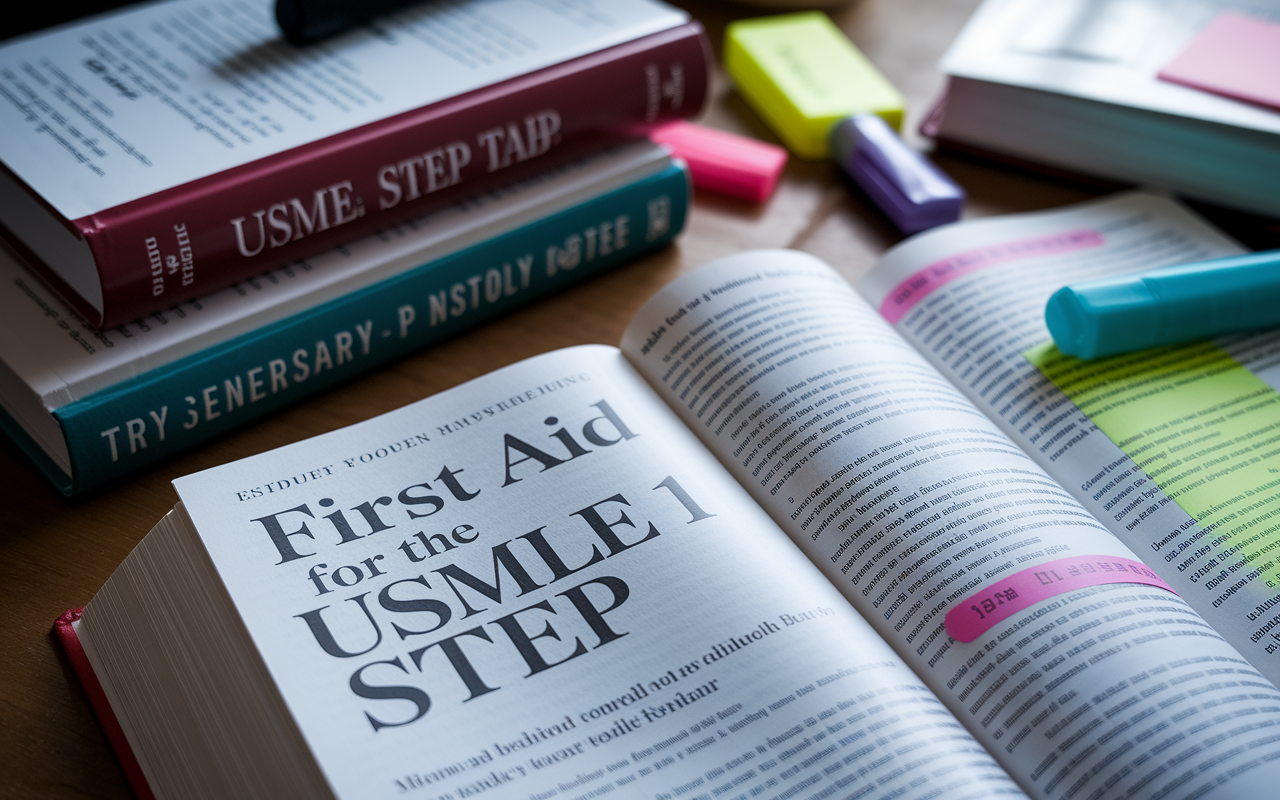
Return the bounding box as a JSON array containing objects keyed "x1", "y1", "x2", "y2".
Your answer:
[{"x1": 829, "y1": 114, "x2": 964, "y2": 234}]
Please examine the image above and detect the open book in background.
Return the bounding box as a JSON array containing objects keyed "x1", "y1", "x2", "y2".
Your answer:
[
  {"x1": 929, "y1": 0, "x2": 1280, "y2": 220},
  {"x1": 63, "y1": 194, "x2": 1280, "y2": 800},
  {"x1": 0, "y1": 141, "x2": 689, "y2": 495}
]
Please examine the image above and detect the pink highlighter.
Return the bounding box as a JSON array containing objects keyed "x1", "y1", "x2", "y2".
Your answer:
[{"x1": 648, "y1": 121, "x2": 788, "y2": 203}]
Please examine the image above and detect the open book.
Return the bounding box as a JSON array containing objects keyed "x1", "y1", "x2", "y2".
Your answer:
[{"x1": 63, "y1": 193, "x2": 1280, "y2": 800}]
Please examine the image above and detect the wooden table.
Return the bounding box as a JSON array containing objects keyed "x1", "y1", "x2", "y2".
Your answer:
[{"x1": 0, "y1": 1, "x2": 1114, "y2": 796}]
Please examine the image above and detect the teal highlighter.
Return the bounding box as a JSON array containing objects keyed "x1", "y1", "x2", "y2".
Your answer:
[{"x1": 1045, "y1": 249, "x2": 1280, "y2": 359}]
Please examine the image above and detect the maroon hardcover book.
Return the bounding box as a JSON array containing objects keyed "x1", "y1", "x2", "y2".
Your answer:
[{"x1": 2, "y1": 16, "x2": 710, "y2": 328}]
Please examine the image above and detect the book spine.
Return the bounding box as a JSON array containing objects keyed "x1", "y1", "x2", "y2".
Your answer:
[
  {"x1": 78, "y1": 24, "x2": 710, "y2": 328},
  {"x1": 53, "y1": 163, "x2": 691, "y2": 495}
]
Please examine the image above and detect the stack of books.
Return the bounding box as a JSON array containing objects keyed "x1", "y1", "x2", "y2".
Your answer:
[{"x1": 0, "y1": 0, "x2": 711, "y2": 494}]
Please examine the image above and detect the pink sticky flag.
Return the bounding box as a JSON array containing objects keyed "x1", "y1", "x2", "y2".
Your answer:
[
  {"x1": 944, "y1": 556, "x2": 1176, "y2": 644},
  {"x1": 1158, "y1": 12, "x2": 1280, "y2": 111},
  {"x1": 648, "y1": 121, "x2": 788, "y2": 203}
]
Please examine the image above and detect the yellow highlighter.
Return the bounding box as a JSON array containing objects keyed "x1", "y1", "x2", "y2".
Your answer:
[{"x1": 724, "y1": 12, "x2": 905, "y2": 159}]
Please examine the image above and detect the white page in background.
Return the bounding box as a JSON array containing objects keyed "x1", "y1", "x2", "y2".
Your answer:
[
  {"x1": 621, "y1": 252, "x2": 1280, "y2": 800},
  {"x1": 0, "y1": 0, "x2": 686, "y2": 219},
  {"x1": 941, "y1": 0, "x2": 1280, "y2": 134},
  {"x1": 174, "y1": 346, "x2": 1025, "y2": 800},
  {"x1": 0, "y1": 142, "x2": 666, "y2": 407},
  {"x1": 856, "y1": 192, "x2": 1280, "y2": 685}
]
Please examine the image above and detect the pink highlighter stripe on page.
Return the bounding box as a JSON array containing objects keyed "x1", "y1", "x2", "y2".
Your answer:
[
  {"x1": 944, "y1": 555, "x2": 1176, "y2": 644},
  {"x1": 878, "y1": 229, "x2": 1103, "y2": 324},
  {"x1": 1158, "y1": 12, "x2": 1280, "y2": 111}
]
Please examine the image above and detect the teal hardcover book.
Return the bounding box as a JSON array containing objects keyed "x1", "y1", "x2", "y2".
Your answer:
[{"x1": 0, "y1": 142, "x2": 689, "y2": 495}]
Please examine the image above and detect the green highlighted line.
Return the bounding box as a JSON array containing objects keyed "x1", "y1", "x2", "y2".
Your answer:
[{"x1": 1028, "y1": 340, "x2": 1280, "y2": 605}]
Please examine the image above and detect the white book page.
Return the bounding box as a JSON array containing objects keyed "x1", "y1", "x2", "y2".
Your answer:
[
  {"x1": 940, "y1": 0, "x2": 1280, "y2": 134},
  {"x1": 0, "y1": 142, "x2": 667, "y2": 407},
  {"x1": 621, "y1": 252, "x2": 1280, "y2": 800},
  {"x1": 172, "y1": 346, "x2": 1024, "y2": 800},
  {"x1": 857, "y1": 193, "x2": 1280, "y2": 686},
  {"x1": 0, "y1": 0, "x2": 686, "y2": 219}
]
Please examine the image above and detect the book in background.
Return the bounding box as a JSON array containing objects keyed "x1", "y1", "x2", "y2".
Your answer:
[
  {"x1": 0, "y1": 0, "x2": 709, "y2": 327},
  {"x1": 0, "y1": 140, "x2": 690, "y2": 496},
  {"x1": 927, "y1": 0, "x2": 1280, "y2": 221}
]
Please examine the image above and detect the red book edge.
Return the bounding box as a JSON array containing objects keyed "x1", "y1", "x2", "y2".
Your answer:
[{"x1": 53, "y1": 608, "x2": 157, "y2": 800}]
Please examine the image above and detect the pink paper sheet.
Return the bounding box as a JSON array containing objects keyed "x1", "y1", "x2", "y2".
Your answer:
[{"x1": 1158, "y1": 12, "x2": 1280, "y2": 111}]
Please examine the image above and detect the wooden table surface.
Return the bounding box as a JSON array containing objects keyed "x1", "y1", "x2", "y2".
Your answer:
[{"x1": 0, "y1": 1, "x2": 1118, "y2": 796}]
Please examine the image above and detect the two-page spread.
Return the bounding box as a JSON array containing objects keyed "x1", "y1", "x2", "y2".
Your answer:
[{"x1": 76, "y1": 193, "x2": 1280, "y2": 800}]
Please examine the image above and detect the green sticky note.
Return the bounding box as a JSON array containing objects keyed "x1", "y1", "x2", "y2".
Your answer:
[{"x1": 724, "y1": 12, "x2": 904, "y2": 160}]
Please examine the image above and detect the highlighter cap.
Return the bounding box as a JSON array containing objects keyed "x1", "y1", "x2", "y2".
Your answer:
[
  {"x1": 648, "y1": 121, "x2": 787, "y2": 202},
  {"x1": 1046, "y1": 249, "x2": 1280, "y2": 360},
  {"x1": 1045, "y1": 279, "x2": 1160, "y2": 360},
  {"x1": 724, "y1": 12, "x2": 904, "y2": 159},
  {"x1": 830, "y1": 114, "x2": 964, "y2": 234}
]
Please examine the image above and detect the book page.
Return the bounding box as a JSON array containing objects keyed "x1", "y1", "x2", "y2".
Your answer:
[
  {"x1": 0, "y1": 0, "x2": 685, "y2": 218},
  {"x1": 621, "y1": 251, "x2": 1280, "y2": 800},
  {"x1": 167, "y1": 346, "x2": 1024, "y2": 800},
  {"x1": 857, "y1": 192, "x2": 1280, "y2": 686}
]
